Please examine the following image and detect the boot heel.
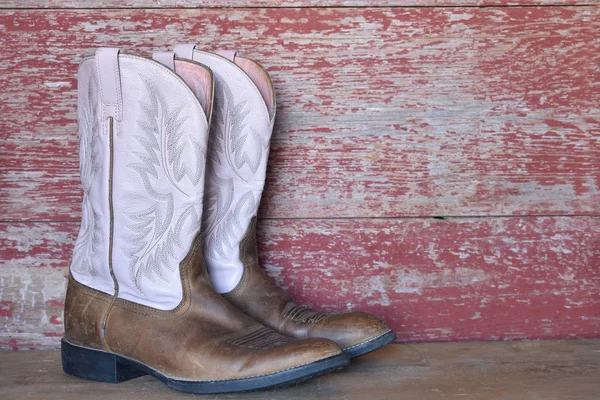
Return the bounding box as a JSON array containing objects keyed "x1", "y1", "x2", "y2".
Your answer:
[{"x1": 61, "y1": 337, "x2": 146, "y2": 383}]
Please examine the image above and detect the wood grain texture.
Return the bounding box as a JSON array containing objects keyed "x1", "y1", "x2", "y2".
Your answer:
[
  {"x1": 1, "y1": 217, "x2": 598, "y2": 350},
  {"x1": 3, "y1": 0, "x2": 600, "y2": 8},
  {"x1": 0, "y1": 223, "x2": 70, "y2": 350},
  {"x1": 2, "y1": 340, "x2": 600, "y2": 400},
  {"x1": 1, "y1": 7, "x2": 599, "y2": 221}
]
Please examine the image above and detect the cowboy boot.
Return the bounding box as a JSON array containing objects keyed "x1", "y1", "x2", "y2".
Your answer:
[
  {"x1": 172, "y1": 44, "x2": 396, "y2": 358},
  {"x1": 62, "y1": 48, "x2": 349, "y2": 394}
]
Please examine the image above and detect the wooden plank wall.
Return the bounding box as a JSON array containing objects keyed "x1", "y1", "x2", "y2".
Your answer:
[{"x1": 1, "y1": 2, "x2": 599, "y2": 350}]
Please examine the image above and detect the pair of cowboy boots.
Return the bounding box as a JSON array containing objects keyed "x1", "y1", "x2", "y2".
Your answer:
[{"x1": 62, "y1": 45, "x2": 395, "y2": 393}]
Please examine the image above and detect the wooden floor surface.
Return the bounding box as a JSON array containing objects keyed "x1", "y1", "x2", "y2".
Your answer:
[{"x1": 1, "y1": 340, "x2": 599, "y2": 400}]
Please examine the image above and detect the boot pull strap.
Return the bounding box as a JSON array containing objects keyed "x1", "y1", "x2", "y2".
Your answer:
[
  {"x1": 95, "y1": 48, "x2": 123, "y2": 122},
  {"x1": 173, "y1": 43, "x2": 197, "y2": 61},
  {"x1": 152, "y1": 51, "x2": 175, "y2": 71},
  {"x1": 216, "y1": 49, "x2": 237, "y2": 62}
]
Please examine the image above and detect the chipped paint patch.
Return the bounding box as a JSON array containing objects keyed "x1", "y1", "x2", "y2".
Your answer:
[{"x1": 43, "y1": 81, "x2": 71, "y2": 88}]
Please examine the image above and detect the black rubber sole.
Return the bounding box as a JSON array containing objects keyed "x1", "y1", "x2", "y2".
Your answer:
[
  {"x1": 61, "y1": 337, "x2": 349, "y2": 393},
  {"x1": 343, "y1": 330, "x2": 397, "y2": 359}
]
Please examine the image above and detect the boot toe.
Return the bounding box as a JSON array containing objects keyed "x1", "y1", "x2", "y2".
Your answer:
[
  {"x1": 310, "y1": 311, "x2": 395, "y2": 355},
  {"x1": 284, "y1": 336, "x2": 345, "y2": 365}
]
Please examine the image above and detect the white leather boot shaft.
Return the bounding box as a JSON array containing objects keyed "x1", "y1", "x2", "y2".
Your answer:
[
  {"x1": 173, "y1": 44, "x2": 275, "y2": 293},
  {"x1": 70, "y1": 48, "x2": 210, "y2": 309}
]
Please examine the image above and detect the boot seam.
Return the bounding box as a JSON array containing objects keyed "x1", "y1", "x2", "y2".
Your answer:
[{"x1": 101, "y1": 115, "x2": 119, "y2": 350}]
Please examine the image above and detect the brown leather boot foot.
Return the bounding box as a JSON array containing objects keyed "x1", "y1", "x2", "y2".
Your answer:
[
  {"x1": 280, "y1": 305, "x2": 397, "y2": 358},
  {"x1": 63, "y1": 238, "x2": 349, "y2": 393},
  {"x1": 223, "y1": 218, "x2": 396, "y2": 359}
]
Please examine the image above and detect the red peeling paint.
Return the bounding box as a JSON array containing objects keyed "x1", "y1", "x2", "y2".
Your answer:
[{"x1": 0, "y1": 301, "x2": 13, "y2": 318}]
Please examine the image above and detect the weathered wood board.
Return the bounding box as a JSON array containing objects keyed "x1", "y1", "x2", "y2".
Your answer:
[
  {"x1": 1, "y1": 217, "x2": 598, "y2": 350},
  {"x1": 1, "y1": 5, "x2": 598, "y2": 350},
  {"x1": 1, "y1": 7, "x2": 599, "y2": 221}
]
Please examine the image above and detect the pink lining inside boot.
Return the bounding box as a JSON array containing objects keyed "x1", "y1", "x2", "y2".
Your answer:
[
  {"x1": 234, "y1": 57, "x2": 276, "y2": 119},
  {"x1": 174, "y1": 59, "x2": 213, "y2": 120}
]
